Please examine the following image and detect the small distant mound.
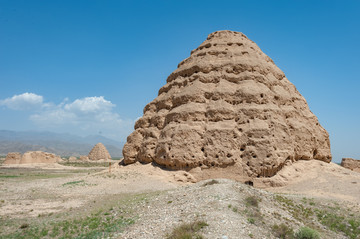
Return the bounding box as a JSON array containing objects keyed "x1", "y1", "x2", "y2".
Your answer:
[
  {"x1": 88, "y1": 143, "x2": 111, "y2": 161},
  {"x1": 341, "y1": 158, "x2": 360, "y2": 172},
  {"x1": 68, "y1": 156, "x2": 89, "y2": 162},
  {"x1": 68, "y1": 156, "x2": 77, "y2": 161},
  {"x1": 4, "y1": 151, "x2": 62, "y2": 164},
  {"x1": 80, "y1": 155, "x2": 90, "y2": 161}
]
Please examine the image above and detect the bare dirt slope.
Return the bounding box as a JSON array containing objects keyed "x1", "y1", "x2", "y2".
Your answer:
[
  {"x1": 117, "y1": 161, "x2": 360, "y2": 238},
  {"x1": 260, "y1": 160, "x2": 360, "y2": 204}
]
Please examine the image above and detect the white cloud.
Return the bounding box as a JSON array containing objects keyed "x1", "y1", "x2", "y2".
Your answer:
[
  {"x1": 64, "y1": 96, "x2": 115, "y2": 114},
  {"x1": 31, "y1": 96, "x2": 133, "y2": 141},
  {"x1": 0, "y1": 92, "x2": 45, "y2": 110},
  {"x1": 0, "y1": 93, "x2": 135, "y2": 141},
  {"x1": 30, "y1": 96, "x2": 120, "y2": 124}
]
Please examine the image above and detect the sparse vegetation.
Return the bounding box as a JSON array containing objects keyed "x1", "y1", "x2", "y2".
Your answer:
[
  {"x1": 243, "y1": 195, "x2": 262, "y2": 225},
  {"x1": 19, "y1": 223, "x2": 29, "y2": 229},
  {"x1": 274, "y1": 195, "x2": 313, "y2": 221},
  {"x1": 294, "y1": 227, "x2": 320, "y2": 239},
  {"x1": 272, "y1": 223, "x2": 294, "y2": 239},
  {"x1": 247, "y1": 218, "x2": 255, "y2": 224},
  {"x1": 0, "y1": 168, "x2": 79, "y2": 181},
  {"x1": 202, "y1": 179, "x2": 219, "y2": 186},
  {"x1": 1, "y1": 207, "x2": 134, "y2": 239},
  {"x1": 0, "y1": 175, "x2": 20, "y2": 178},
  {"x1": 274, "y1": 194, "x2": 360, "y2": 238},
  {"x1": 62, "y1": 180, "x2": 85, "y2": 186},
  {"x1": 1, "y1": 163, "x2": 359, "y2": 239},
  {"x1": 166, "y1": 220, "x2": 208, "y2": 239},
  {"x1": 59, "y1": 161, "x2": 110, "y2": 167},
  {"x1": 245, "y1": 196, "x2": 259, "y2": 207},
  {"x1": 316, "y1": 209, "x2": 360, "y2": 239}
]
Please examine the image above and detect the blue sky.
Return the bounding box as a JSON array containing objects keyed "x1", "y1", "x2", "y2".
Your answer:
[{"x1": 0, "y1": 0, "x2": 359, "y2": 163}]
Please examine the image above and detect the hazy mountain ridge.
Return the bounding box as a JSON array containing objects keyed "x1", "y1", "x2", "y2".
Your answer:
[{"x1": 0, "y1": 130, "x2": 124, "y2": 157}]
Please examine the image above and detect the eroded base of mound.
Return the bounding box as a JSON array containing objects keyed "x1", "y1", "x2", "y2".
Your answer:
[
  {"x1": 123, "y1": 159, "x2": 360, "y2": 205},
  {"x1": 120, "y1": 158, "x2": 360, "y2": 205}
]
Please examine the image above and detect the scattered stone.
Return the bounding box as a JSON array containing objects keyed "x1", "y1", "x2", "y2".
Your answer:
[
  {"x1": 88, "y1": 143, "x2": 111, "y2": 161},
  {"x1": 341, "y1": 158, "x2": 360, "y2": 172},
  {"x1": 173, "y1": 171, "x2": 197, "y2": 183},
  {"x1": 123, "y1": 30, "x2": 331, "y2": 178}
]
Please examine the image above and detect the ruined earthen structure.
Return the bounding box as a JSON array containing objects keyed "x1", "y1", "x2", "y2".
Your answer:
[
  {"x1": 341, "y1": 158, "x2": 360, "y2": 173},
  {"x1": 79, "y1": 155, "x2": 90, "y2": 161},
  {"x1": 68, "y1": 156, "x2": 77, "y2": 161},
  {"x1": 123, "y1": 30, "x2": 331, "y2": 177},
  {"x1": 4, "y1": 152, "x2": 22, "y2": 164},
  {"x1": 4, "y1": 151, "x2": 61, "y2": 164},
  {"x1": 20, "y1": 151, "x2": 61, "y2": 164},
  {"x1": 88, "y1": 143, "x2": 111, "y2": 161}
]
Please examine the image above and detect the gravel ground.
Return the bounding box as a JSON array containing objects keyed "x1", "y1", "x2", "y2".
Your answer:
[{"x1": 118, "y1": 179, "x2": 345, "y2": 239}]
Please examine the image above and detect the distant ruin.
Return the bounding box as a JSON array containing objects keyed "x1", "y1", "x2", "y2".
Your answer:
[
  {"x1": 88, "y1": 143, "x2": 111, "y2": 161},
  {"x1": 4, "y1": 151, "x2": 61, "y2": 164},
  {"x1": 341, "y1": 158, "x2": 360, "y2": 172}
]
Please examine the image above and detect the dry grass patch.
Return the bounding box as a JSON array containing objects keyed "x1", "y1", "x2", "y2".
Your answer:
[
  {"x1": 166, "y1": 220, "x2": 208, "y2": 239},
  {"x1": 202, "y1": 179, "x2": 219, "y2": 187},
  {"x1": 272, "y1": 223, "x2": 294, "y2": 239}
]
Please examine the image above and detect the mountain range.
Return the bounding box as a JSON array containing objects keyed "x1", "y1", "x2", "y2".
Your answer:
[{"x1": 0, "y1": 130, "x2": 124, "y2": 157}]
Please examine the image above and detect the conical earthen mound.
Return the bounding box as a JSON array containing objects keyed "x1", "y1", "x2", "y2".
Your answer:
[
  {"x1": 123, "y1": 30, "x2": 331, "y2": 177},
  {"x1": 88, "y1": 143, "x2": 111, "y2": 161}
]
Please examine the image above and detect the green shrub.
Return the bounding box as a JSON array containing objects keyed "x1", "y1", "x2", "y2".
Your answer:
[
  {"x1": 245, "y1": 196, "x2": 259, "y2": 207},
  {"x1": 294, "y1": 227, "x2": 320, "y2": 239},
  {"x1": 247, "y1": 218, "x2": 255, "y2": 224}
]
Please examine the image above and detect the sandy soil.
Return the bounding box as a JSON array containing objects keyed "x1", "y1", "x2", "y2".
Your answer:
[
  {"x1": 259, "y1": 160, "x2": 360, "y2": 205},
  {"x1": 1, "y1": 159, "x2": 359, "y2": 238},
  {"x1": 0, "y1": 162, "x2": 194, "y2": 219},
  {"x1": 1, "y1": 159, "x2": 359, "y2": 219}
]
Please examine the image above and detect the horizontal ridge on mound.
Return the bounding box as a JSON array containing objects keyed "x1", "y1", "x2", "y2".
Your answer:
[{"x1": 123, "y1": 30, "x2": 331, "y2": 178}]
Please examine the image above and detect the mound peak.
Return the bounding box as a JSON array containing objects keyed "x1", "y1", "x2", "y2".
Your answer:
[{"x1": 123, "y1": 30, "x2": 331, "y2": 178}]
